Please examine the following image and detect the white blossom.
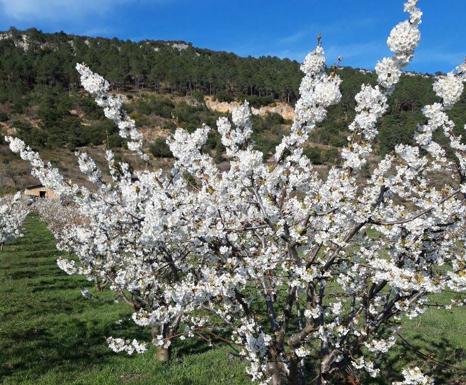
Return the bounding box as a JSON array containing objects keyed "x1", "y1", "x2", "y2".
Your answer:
[
  {"x1": 0, "y1": 193, "x2": 29, "y2": 246},
  {"x1": 432, "y1": 73, "x2": 464, "y2": 109},
  {"x1": 393, "y1": 367, "x2": 434, "y2": 385},
  {"x1": 5, "y1": 2, "x2": 465, "y2": 384},
  {"x1": 106, "y1": 337, "x2": 147, "y2": 355}
]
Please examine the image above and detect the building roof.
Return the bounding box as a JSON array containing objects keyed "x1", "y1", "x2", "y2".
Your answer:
[{"x1": 25, "y1": 184, "x2": 45, "y2": 189}]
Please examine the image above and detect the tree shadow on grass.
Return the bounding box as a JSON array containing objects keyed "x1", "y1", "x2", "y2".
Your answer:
[
  {"x1": 31, "y1": 280, "x2": 86, "y2": 292},
  {"x1": 171, "y1": 325, "x2": 242, "y2": 360},
  {"x1": 372, "y1": 334, "x2": 466, "y2": 385},
  {"x1": 172, "y1": 336, "x2": 214, "y2": 358},
  {"x1": 0, "y1": 217, "x2": 149, "y2": 381},
  {"x1": 1, "y1": 324, "x2": 111, "y2": 379},
  {"x1": 0, "y1": 314, "x2": 148, "y2": 381}
]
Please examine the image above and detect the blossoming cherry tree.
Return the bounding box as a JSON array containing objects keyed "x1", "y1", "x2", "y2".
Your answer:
[
  {"x1": 5, "y1": 0, "x2": 466, "y2": 384},
  {"x1": 0, "y1": 193, "x2": 29, "y2": 250}
]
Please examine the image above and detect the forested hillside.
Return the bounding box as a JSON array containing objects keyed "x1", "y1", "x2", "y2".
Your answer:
[
  {"x1": 0, "y1": 27, "x2": 302, "y2": 103},
  {"x1": 0, "y1": 27, "x2": 465, "y2": 191}
]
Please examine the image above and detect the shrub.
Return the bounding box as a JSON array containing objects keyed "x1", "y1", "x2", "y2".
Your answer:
[
  {"x1": 149, "y1": 137, "x2": 173, "y2": 158},
  {"x1": 0, "y1": 112, "x2": 9, "y2": 122}
]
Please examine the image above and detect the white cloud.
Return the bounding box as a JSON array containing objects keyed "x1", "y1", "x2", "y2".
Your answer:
[
  {"x1": 324, "y1": 41, "x2": 387, "y2": 68},
  {"x1": 326, "y1": 42, "x2": 384, "y2": 60},
  {"x1": 277, "y1": 30, "x2": 309, "y2": 45},
  {"x1": 277, "y1": 18, "x2": 378, "y2": 47},
  {"x1": 0, "y1": 0, "x2": 157, "y2": 21}
]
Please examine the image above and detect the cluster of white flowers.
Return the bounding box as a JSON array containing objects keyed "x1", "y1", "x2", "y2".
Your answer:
[
  {"x1": 414, "y1": 64, "x2": 466, "y2": 167},
  {"x1": 375, "y1": 58, "x2": 402, "y2": 89},
  {"x1": 275, "y1": 44, "x2": 342, "y2": 161},
  {"x1": 349, "y1": 84, "x2": 388, "y2": 141},
  {"x1": 432, "y1": 73, "x2": 464, "y2": 109},
  {"x1": 343, "y1": 0, "x2": 422, "y2": 170},
  {"x1": 387, "y1": 21, "x2": 421, "y2": 63},
  {"x1": 76, "y1": 63, "x2": 147, "y2": 159},
  {"x1": 364, "y1": 336, "x2": 397, "y2": 354},
  {"x1": 5, "y1": 1, "x2": 466, "y2": 384},
  {"x1": 352, "y1": 356, "x2": 380, "y2": 378},
  {"x1": 234, "y1": 319, "x2": 273, "y2": 383},
  {"x1": 0, "y1": 192, "x2": 29, "y2": 246},
  {"x1": 393, "y1": 367, "x2": 434, "y2": 385},
  {"x1": 106, "y1": 337, "x2": 147, "y2": 355}
]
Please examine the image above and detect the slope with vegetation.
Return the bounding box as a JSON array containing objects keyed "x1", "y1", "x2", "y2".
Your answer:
[{"x1": 0, "y1": 28, "x2": 465, "y2": 191}]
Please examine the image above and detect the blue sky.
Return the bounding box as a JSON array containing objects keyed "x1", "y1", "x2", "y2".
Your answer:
[{"x1": 0, "y1": 0, "x2": 464, "y2": 73}]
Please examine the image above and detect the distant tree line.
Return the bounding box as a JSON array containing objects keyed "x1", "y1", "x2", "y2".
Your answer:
[{"x1": 0, "y1": 27, "x2": 302, "y2": 104}]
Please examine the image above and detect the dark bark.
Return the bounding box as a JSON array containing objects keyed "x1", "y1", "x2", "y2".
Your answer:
[
  {"x1": 288, "y1": 358, "x2": 304, "y2": 385},
  {"x1": 155, "y1": 345, "x2": 171, "y2": 363},
  {"x1": 267, "y1": 361, "x2": 284, "y2": 385}
]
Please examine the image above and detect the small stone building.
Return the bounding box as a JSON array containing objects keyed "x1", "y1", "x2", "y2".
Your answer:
[{"x1": 24, "y1": 184, "x2": 59, "y2": 200}]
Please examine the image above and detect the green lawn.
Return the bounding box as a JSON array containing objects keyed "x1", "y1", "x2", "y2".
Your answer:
[
  {"x1": 0, "y1": 215, "x2": 464, "y2": 384},
  {"x1": 0, "y1": 215, "x2": 249, "y2": 385}
]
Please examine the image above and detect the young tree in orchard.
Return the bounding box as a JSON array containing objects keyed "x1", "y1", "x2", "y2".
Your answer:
[
  {"x1": 5, "y1": 0, "x2": 466, "y2": 384},
  {"x1": 32, "y1": 199, "x2": 84, "y2": 235},
  {"x1": 0, "y1": 193, "x2": 29, "y2": 250}
]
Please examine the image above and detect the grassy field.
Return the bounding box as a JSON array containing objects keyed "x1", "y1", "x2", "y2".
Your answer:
[
  {"x1": 0, "y1": 215, "x2": 249, "y2": 385},
  {"x1": 0, "y1": 215, "x2": 464, "y2": 384}
]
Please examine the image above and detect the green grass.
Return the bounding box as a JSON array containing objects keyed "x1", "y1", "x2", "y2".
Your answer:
[
  {"x1": 0, "y1": 215, "x2": 464, "y2": 384},
  {"x1": 383, "y1": 292, "x2": 466, "y2": 384},
  {"x1": 0, "y1": 215, "x2": 249, "y2": 385}
]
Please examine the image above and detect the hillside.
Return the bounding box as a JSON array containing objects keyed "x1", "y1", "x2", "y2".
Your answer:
[
  {"x1": 0, "y1": 27, "x2": 302, "y2": 103},
  {"x1": 0, "y1": 28, "x2": 465, "y2": 191}
]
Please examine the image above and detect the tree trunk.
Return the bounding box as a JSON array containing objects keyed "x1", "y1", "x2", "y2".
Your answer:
[
  {"x1": 155, "y1": 345, "x2": 171, "y2": 363},
  {"x1": 151, "y1": 325, "x2": 171, "y2": 363},
  {"x1": 267, "y1": 361, "x2": 283, "y2": 385},
  {"x1": 288, "y1": 358, "x2": 304, "y2": 385}
]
